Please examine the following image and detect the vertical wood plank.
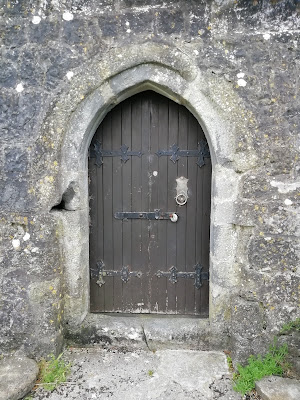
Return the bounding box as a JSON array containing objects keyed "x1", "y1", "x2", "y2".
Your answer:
[
  {"x1": 94, "y1": 124, "x2": 105, "y2": 311},
  {"x1": 166, "y1": 99, "x2": 178, "y2": 313},
  {"x1": 185, "y1": 113, "x2": 198, "y2": 314},
  {"x1": 155, "y1": 94, "x2": 169, "y2": 313},
  {"x1": 111, "y1": 105, "x2": 123, "y2": 311},
  {"x1": 131, "y1": 95, "x2": 145, "y2": 311},
  {"x1": 148, "y1": 93, "x2": 160, "y2": 312},
  {"x1": 101, "y1": 113, "x2": 114, "y2": 311},
  {"x1": 88, "y1": 127, "x2": 104, "y2": 312},
  {"x1": 121, "y1": 99, "x2": 135, "y2": 312},
  {"x1": 140, "y1": 94, "x2": 151, "y2": 311},
  {"x1": 176, "y1": 105, "x2": 188, "y2": 314},
  {"x1": 195, "y1": 120, "x2": 205, "y2": 315}
]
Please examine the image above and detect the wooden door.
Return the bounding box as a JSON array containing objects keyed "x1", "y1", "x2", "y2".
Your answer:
[{"x1": 89, "y1": 91, "x2": 211, "y2": 316}]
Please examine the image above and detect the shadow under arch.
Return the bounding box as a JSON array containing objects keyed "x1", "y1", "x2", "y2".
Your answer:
[{"x1": 58, "y1": 62, "x2": 239, "y2": 349}]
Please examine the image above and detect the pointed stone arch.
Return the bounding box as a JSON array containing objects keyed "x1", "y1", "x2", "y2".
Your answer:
[{"x1": 43, "y1": 43, "x2": 252, "y2": 348}]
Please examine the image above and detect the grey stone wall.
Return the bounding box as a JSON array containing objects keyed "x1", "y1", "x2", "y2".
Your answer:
[{"x1": 0, "y1": 0, "x2": 299, "y2": 366}]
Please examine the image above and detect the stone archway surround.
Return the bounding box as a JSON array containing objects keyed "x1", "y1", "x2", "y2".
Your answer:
[{"x1": 48, "y1": 43, "x2": 251, "y2": 349}]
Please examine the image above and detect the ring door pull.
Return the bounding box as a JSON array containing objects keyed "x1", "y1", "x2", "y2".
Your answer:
[
  {"x1": 175, "y1": 176, "x2": 189, "y2": 206},
  {"x1": 175, "y1": 193, "x2": 187, "y2": 206}
]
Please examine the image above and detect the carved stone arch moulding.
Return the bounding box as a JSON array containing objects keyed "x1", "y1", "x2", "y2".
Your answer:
[{"x1": 45, "y1": 43, "x2": 250, "y2": 346}]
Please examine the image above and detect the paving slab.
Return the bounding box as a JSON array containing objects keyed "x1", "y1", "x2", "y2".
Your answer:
[
  {"x1": 28, "y1": 348, "x2": 241, "y2": 400},
  {"x1": 255, "y1": 376, "x2": 300, "y2": 400},
  {"x1": 0, "y1": 356, "x2": 39, "y2": 400}
]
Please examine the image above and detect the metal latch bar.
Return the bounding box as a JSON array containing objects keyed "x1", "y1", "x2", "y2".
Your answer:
[{"x1": 115, "y1": 209, "x2": 175, "y2": 220}]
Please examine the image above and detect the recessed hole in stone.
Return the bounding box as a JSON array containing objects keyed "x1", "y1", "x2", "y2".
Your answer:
[{"x1": 50, "y1": 181, "x2": 78, "y2": 212}]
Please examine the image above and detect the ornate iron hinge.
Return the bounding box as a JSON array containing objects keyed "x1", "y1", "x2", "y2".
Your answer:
[
  {"x1": 91, "y1": 260, "x2": 142, "y2": 287},
  {"x1": 90, "y1": 140, "x2": 143, "y2": 167},
  {"x1": 156, "y1": 140, "x2": 210, "y2": 167},
  {"x1": 156, "y1": 264, "x2": 209, "y2": 289}
]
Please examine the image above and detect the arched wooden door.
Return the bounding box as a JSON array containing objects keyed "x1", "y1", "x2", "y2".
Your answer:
[{"x1": 89, "y1": 91, "x2": 211, "y2": 316}]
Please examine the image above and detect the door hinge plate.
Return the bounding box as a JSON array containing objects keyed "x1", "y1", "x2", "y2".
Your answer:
[
  {"x1": 156, "y1": 264, "x2": 209, "y2": 289},
  {"x1": 90, "y1": 140, "x2": 143, "y2": 167},
  {"x1": 156, "y1": 140, "x2": 210, "y2": 167},
  {"x1": 91, "y1": 260, "x2": 142, "y2": 287}
]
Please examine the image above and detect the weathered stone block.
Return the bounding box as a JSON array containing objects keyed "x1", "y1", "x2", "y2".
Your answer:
[
  {"x1": 249, "y1": 235, "x2": 298, "y2": 272},
  {"x1": 63, "y1": 18, "x2": 87, "y2": 44},
  {"x1": 3, "y1": 0, "x2": 29, "y2": 16},
  {"x1": 123, "y1": 0, "x2": 165, "y2": 7},
  {"x1": 0, "y1": 61, "x2": 17, "y2": 88},
  {"x1": 119, "y1": 11, "x2": 153, "y2": 35},
  {"x1": 256, "y1": 376, "x2": 300, "y2": 400},
  {"x1": 19, "y1": 49, "x2": 45, "y2": 87},
  {"x1": 189, "y1": 2, "x2": 212, "y2": 38},
  {"x1": 1, "y1": 24, "x2": 27, "y2": 47},
  {"x1": 0, "y1": 356, "x2": 39, "y2": 400},
  {"x1": 30, "y1": 19, "x2": 59, "y2": 43},
  {"x1": 0, "y1": 92, "x2": 43, "y2": 141},
  {"x1": 98, "y1": 15, "x2": 119, "y2": 37},
  {"x1": 156, "y1": 9, "x2": 184, "y2": 35},
  {"x1": 0, "y1": 213, "x2": 64, "y2": 355},
  {"x1": 0, "y1": 180, "x2": 30, "y2": 211},
  {"x1": 4, "y1": 148, "x2": 28, "y2": 178}
]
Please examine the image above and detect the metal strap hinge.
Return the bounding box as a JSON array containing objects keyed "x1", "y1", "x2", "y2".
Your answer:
[
  {"x1": 90, "y1": 140, "x2": 143, "y2": 167},
  {"x1": 156, "y1": 140, "x2": 210, "y2": 167},
  {"x1": 91, "y1": 260, "x2": 142, "y2": 287},
  {"x1": 156, "y1": 264, "x2": 209, "y2": 289}
]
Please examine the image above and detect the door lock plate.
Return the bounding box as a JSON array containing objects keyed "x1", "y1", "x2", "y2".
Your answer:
[{"x1": 176, "y1": 176, "x2": 189, "y2": 206}]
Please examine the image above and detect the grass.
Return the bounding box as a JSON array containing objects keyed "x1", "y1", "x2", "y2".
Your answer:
[
  {"x1": 226, "y1": 355, "x2": 234, "y2": 372},
  {"x1": 148, "y1": 369, "x2": 154, "y2": 377},
  {"x1": 38, "y1": 353, "x2": 71, "y2": 392},
  {"x1": 280, "y1": 318, "x2": 300, "y2": 334},
  {"x1": 233, "y1": 341, "x2": 289, "y2": 395}
]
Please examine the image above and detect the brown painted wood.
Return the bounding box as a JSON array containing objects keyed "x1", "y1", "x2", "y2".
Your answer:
[
  {"x1": 153, "y1": 95, "x2": 168, "y2": 313},
  {"x1": 111, "y1": 106, "x2": 123, "y2": 311},
  {"x1": 89, "y1": 91, "x2": 211, "y2": 315},
  {"x1": 177, "y1": 105, "x2": 188, "y2": 314},
  {"x1": 131, "y1": 95, "x2": 145, "y2": 311}
]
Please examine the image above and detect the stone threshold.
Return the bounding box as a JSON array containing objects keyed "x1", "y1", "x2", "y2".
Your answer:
[{"x1": 66, "y1": 313, "x2": 211, "y2": 352}]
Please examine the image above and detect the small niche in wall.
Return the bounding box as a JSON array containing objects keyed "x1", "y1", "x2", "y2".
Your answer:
[{"x1": 50, "y1": 181, "x2": 79, "y2": 212}]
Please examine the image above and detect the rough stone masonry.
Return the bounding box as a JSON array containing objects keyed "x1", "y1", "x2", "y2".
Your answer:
[{"x1": 0, "y1": 0, "x2": 299, "y2": 371}]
